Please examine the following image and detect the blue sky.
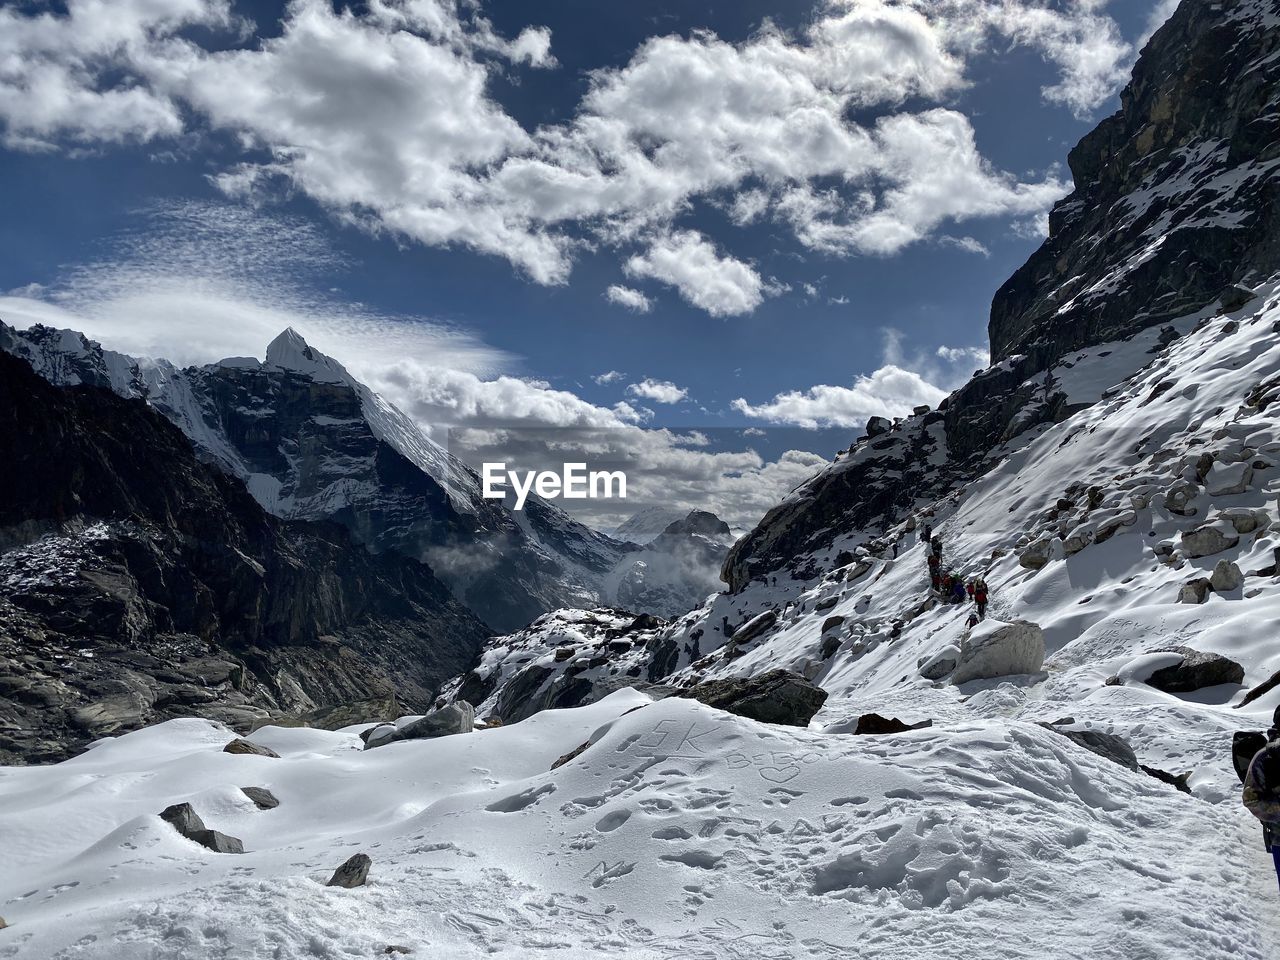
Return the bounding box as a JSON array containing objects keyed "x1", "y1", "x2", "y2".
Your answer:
[{"x1": 0, "y1": 0, "x2": 1177, "y2": 526}]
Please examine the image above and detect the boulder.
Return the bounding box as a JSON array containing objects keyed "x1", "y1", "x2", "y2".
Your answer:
[
  {"x1": 731, "y1": 610, "x2": 778, "y2": 645},
  {"x1": 160, "y1": 802, "x2": 206, "y2": 836},
  {"x1": 1209, "y1": 559, "x2": 1243, "y2": 593},
  {"x1": 918, "y1": 646, "x2": 960, "y2": 681},
  {"x1": 1141, "y1": 765, "x2": 1193, "y2": 793},
  {"x1": 241, "y1": 786, "x2": 280, "y2": 810},
  {"x1": 1218, "y1": 507, "x2": 1266, "y2": 535},
  {"x1": 1041, "y1": 724, "x2": 1139, "y2": 771},
  {"x1": 1204, "y1": 461, "x2": 1252, "y2": 496},
  {"x1": 951, "y1": 620, "x2": 1045, "y2": 685},
  {"x1": 850, "y1": 713, "x2": 933, "y2": 736},
  {"x1": 1162, "y1": 479, "x2": 1199, "y2": 515},
  {"x1": 364, "y1": 702, "x2": 475, "y2": 750},
  {"x1": 814, "y1": 596, "x2": 839, "y2": 613},
  {"x1": 865, "y1": 416, "x2": 891, "y2": 437},
  {"x1": 673, "y1": 670, "x2": 828, "y2": 727},
  {"x1": 1178, "y1": 578, "x2": 1211, "y2": 604},
  {"x1": 1147, "y1": 646, "x2": 1245, "y2": 693},
  {"x1": 820, "y1": 615, "x2": 845, "y2": 633},
  {"x1": 1180, "y1": 522, "x2": 1239, "y2": 558},
  {"x1": 327, "y1": 853, "x2": 372, "y2": 888},
  {"x1": 187, "y1": 829, "x2": 245, "y2": 854},
  {"x1": 1018, "y1": 536, "x2": 1054, "y2": 570},
  {"x1": 223, "y1": 738, "x2": 280, "y2": 759}
]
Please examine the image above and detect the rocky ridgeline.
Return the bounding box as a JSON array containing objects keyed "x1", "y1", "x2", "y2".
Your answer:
[
  {"x1": 0, "y1": 324, "x2": 635, "y2": 633},
  {"x1": 444, "y1": 1, "x2": 1280, "y2": 728},
  {"x1": 0, "y1": 352, "x2": 490, "y2": 763}
]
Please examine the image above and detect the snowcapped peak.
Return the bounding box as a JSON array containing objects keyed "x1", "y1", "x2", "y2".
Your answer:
[{"x1": 264, "y1": 328, "x2": 350, "y2": 384}]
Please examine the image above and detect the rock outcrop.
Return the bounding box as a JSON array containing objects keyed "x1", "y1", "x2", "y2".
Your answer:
[
  {"x1": 0, "y1": 351, "x2": 490, "y2": 764},
  {"x1": 1147, "y1": 647, "x2": 1246, "y2": 692},
  {"x1": 672, "y1": 670, "x2": 827, "y2": 727},
  {"x1": 951, "y1": 620, "x2": 1046, "y2": 685}
]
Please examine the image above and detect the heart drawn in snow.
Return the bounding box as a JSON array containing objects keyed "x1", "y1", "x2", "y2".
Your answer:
[{"x1": 758, "y1": 765, "x2": 801, "y2": 784}]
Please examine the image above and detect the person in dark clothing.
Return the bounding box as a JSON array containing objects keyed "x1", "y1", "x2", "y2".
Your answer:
[
  {"x1": 1243, "y1": 708, "x2": 1280, "y2": 894},
  {"x1": 949, "y1": 578, "x2": 966, "y2": 604},
  {"x1": 923, "y1": 523, "x2": 932, "y2": 546},
  {"x1": 974, "y1": 578, "x2": 989, "y2": 619}
]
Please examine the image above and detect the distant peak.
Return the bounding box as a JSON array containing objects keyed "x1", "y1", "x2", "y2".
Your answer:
[{"x1": 264, "y1": 328, "x2": 350, "y2": 384}]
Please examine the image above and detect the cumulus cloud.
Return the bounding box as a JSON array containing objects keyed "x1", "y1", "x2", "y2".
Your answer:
[
  {"x1": 627, "y1": 378, "x2": 689, "y2": 404},
  {"x1": 625, "y1": 232, "x2": 766, "y2": 317},
  {"x1": 593, "y1": 369, "x2": 626, "y2": 385},
  {"x1": 604, "y1": 285, "x2": 652, "y2": 313},
  {"x1": 0, "y1": 0, "x2": 1137, "y2": 314}
]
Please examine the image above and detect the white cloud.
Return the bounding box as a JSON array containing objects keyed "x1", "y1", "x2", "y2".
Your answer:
[
  {"x1": 0, "y1": 0, "x2": 1135, "y2": 315},
  {"x1": 604, "y1": 285, "x2": 652, "y2": 313},
  {"x1": 627, "y1": 378, "x2": 689, "y2": 404},
  {"x1": 592, "y1": 369, "x2": 626, "y2": 385},
  {"x1": 938, "y1": 235, "x2": 990, "y2": 256},
  {"x1": 625, "y1": 232, "x2": 767, "y2": 318},
  {"x1": 733, "y1": 365, "x2": 945, "y2": 429}
]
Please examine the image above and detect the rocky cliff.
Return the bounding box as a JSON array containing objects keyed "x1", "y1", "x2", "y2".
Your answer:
[{"x1": 0, "y1": 351, "x2": 491, "y2": 763}]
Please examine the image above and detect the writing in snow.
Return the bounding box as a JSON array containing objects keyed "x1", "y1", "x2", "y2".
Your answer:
[{"x1": 481, "y1": 462, "x2": 627, "y2": 510}]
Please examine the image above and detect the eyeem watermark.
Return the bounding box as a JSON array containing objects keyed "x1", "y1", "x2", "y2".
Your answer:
[{"x1": 482, "y1": 462, "x2": 627, "y2": 510}]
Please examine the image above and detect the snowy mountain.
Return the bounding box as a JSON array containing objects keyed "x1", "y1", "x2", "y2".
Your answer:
[
  {"x1": 3, "y1": 3, "x2": 1280, "y2": 957},
  {"x1": 603, "y1": 510, "x2": 736, "y2": 619},
  {"x1": 610, "y1": 506, "x2": 687, "y2": 543},
  {"x1": 0, "y1": 324, "x2": 635, "y2": 632},
  {"x1": 0, "y1": 349, "x2": 489, "y2": 764}
]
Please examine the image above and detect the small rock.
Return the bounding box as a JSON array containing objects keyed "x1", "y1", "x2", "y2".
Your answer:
[
  {"x1": 188, "y1": 829, "x2": 245, "y2": 854},
  {"x1": 1210, "y1": 559, "x2": 1243, "y2": 593},
  {"x1": 1103, "y1": 675, "x2": 1123, "y2": 687},
  {"x1": 1140, "y1": 765, "x2": 1193, "y2": 793},
  {"x1": 551, "y1": 740, "x2": 590, "y2": 770},
  {"x1": 327, "y1": 853, "x2": 372, "y2": 888},
  {"x1": 160, "y1": 802, "x2": 206, "y2": 836},
  {"x1": 223, "y1": 738, "x2": 280, "y2": 758},
  {"x1": 1178, "y1": 578, "x2": 1212, "y2": 604},
  {"x1": 241, "y1": 786, "x2": 280, "y2": 810},
  {"x1": 384, "y1": 946, "x2": 412, "y2": 956},
  {"x1": 1147, "y1": 646, "x2": 1245, "y2": 693},
  {"x1": 364, "y1": 702, "x2": 474, "y2": 751},
  {"x1": 814, "y1": 596, "x2": 839, "y2": 613},
  {"x1": 820, "y1": 615, "x2": 845, "y2": 633},
  {"x1": 851, "y1": 713, "x2": 933, "y2": 736}
]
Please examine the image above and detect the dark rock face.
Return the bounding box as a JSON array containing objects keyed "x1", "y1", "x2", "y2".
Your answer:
[
  {"x1": 851, "y1": 713, "x2": 933, "y2": 736},
  {"x1": 1, "y1": 323, "x2": 635, "y2": 634},
  {"x1": 1147, "y1": 647, "x2": 1246, "y2": 692},
  {"x1": 673, "y1": 670, "x2": 828, "y2": 727},
  {"x1": 327, "y1": 853, "x2": 372, "y2": 888},
  {"x1": 722, "y1": 2, "x2": 1280, "y2": 591},
  {"x1": 0, "y1": 352, "x2": 490, "y2": 764},
  {"x1": 989, "y1": 0, "x2": 1280, "y2": 369},
  {"x1": 241, "y1": 787, "x2": 280, "y2": 810}
]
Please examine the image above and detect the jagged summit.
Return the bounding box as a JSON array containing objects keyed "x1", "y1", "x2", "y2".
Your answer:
[{"x1": 264, "y1": 327, "x2": 350, "y2": 384}]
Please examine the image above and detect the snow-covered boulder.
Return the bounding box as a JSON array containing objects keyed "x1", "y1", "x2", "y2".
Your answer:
[
  {"x1": 1204, "y1": 461, "x2": 1252, "y2": 496},
  {"x1": 673, "y1": 670, "x2": 827, "y2": 727},
  {"x1": 365, "y1": 702, "x2": 474, "y2": 750},
  {"x1": 1180, "y1": 521, "x2": 1239, "y2": 558},
  {"x1": 918, "y1": 645, "x2": 960, "y2": 680},
  {"x1": 1209, "y1": 559, "x2": 1243, "y2": 593},
  {"x1": 951, "y1": 620, "x2": 1045, "y2": 685},
  {"x1": 1162, "y1": 479, "x2": 1200, "y2": 515},
  {"x1": 1178, "y1": 578, "x2": 1211, "y2": 604},
  {"x1": 1018, "y1": 536, "x2": 1057, "y2": 570},
  {"x1": 1146, "y1": 647, "x2": 1245, "y2": 693},
  {"x1": 731, "y1": 609, "x2": 779, "y2": 645}
]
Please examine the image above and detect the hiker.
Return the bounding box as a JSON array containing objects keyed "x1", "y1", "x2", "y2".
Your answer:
[
  {"x1": 967, "y1": 612, "x2": 980, "y2": 629},
  {"x1": 974, "y1": 578, "x2": 989, "y2": 619},
  {"x1": 940, "y1": 571, "x2": 953, "y2": 597},
  {"x1": 950, "y1": 577, "x2": 966, "y2": 605},
  {"x1": 927, "y1": 552, "x2": 940, "y2": 590},
  {"x1": 923, "y1": 523, "x2": 932, "y2": 546},
  {"x1": 966, "y1": 580, "x2": 976, "y2": 601},
  {"x1": 1242, "y1": 707, "x2": 1280, "y2": 894},
  {"x1": 932, "y1": 536, "x2": 943, "y2": 563}
]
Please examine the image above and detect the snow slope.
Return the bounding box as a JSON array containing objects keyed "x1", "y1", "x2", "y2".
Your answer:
[{"x1": 1, "y1": 690, "x2": 1274, "y2": 959}]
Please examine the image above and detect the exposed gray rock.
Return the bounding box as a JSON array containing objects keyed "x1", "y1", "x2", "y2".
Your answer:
[
  {"x1": 1178, "y1": 578, "x2": 1212, "y2": 604},
  {"x1": 187, "y1": 829, "x2": 245, "y2": 854},
  {"x1": 1163, "y1": 480, "x2": 1200, "y2": 515},
  {"x1": 1210, "y1": 559, "x2": 1243, "y2": 593},
  {"x1": 865, "y1": 416, "x2": 891, "y2": 437},
  {"x1": 1018, "y1": 537, "x2": 1055, "y2": 570},
  {"x1": 673, "y1": 670, "x2": 827, "y2": 727},
  {"x1": 820, "y1": 615, "x2": 845, "y2": 633},
  {"x1": 919, "y1": 646, "x2": 960, "y2": 681},
  {"x1": 327, "y1": 853, "x2": 372, "y2": 888},
  {"x1": 241, "y1": 787, "x2": 280, "y2": 810},
  {"x1": 1180, "y1": 522, "x2": 1239, "y2": 558},
  {"x1": 364, "y1": 702, "x2": 475, "y2": 751},
  {"x1": 1147, "y1": 646, "x2": 1245, "y2": 693},
  {"x1": 1041, "y1": 724, "x2": 1139, "y2": 771},
  {"x1": 1204, "y1": 461, "x2": 1253, "y2": 496},
  {"x1": 951, "y1": 620, "x2": 1045, "y2": 685},
  {"x1": 160, "y1": 802, "x2": 206, "y2": 836},
  {"x1": 223, "y1": 738, "x2": 280, "y2": 758},
  {"x1": 731, "y1": 610, "x2": 778, "y2": 645}
]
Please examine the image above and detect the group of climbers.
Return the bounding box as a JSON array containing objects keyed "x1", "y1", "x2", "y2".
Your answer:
[{"x1": 921, "y1": 522, "x2": 989, "y2": 622}]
